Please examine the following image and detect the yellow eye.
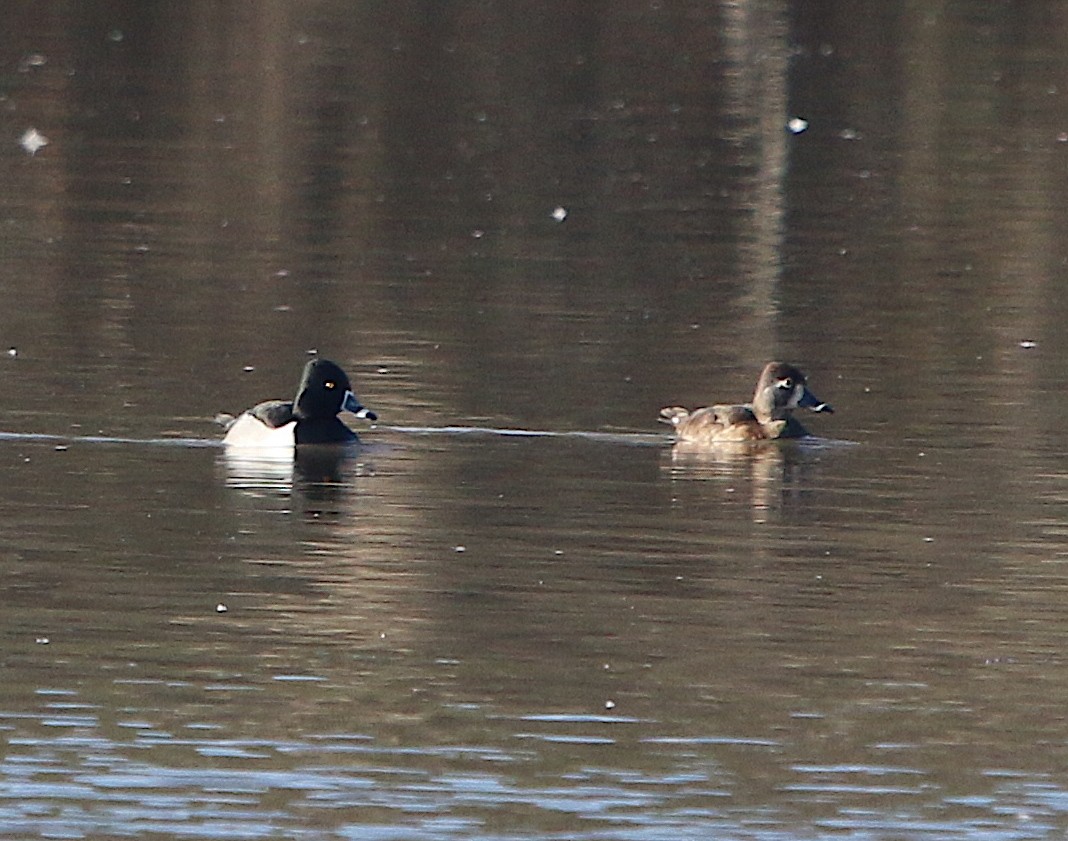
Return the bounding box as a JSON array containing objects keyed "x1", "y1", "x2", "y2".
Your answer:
[{"x1": 324, "y1": 381, "x2": 335, "y2": 389}]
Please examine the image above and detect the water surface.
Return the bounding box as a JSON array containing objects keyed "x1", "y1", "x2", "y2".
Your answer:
[{"x1": 3, "y1": 1, "x2": 1068, "y2": 838}]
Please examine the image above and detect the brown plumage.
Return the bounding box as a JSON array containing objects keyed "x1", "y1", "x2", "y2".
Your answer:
[{"x1": 659, "y1": 362, "x2": 833, "y2": 445}]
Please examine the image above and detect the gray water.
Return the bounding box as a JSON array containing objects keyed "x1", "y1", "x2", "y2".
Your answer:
[{"x1": 3, "y1": 1, "x2": 1068, "y2": 838}]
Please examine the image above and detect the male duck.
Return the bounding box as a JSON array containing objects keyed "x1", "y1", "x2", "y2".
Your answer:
[
  {"x1": 223, "y1": 358, "x2": 377, "y2": 448},
  {"x1": 659, "y1": 361, "x2": 833, "y2": 444}
]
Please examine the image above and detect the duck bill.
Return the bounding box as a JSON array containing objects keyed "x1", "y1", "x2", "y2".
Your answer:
[
  {"x1": 342, "y1": 390, "x2": 378, "y2": 422},
  {"x1": 797, "y1": 388, "x2": 833, "y2": 414}
]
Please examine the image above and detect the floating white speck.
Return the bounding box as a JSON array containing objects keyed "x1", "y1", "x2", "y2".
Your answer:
[
  {"x1": 242, "y1": 365, "x2": 255, "y2": 372},
  {"x1": 20, "y1": 128, "x2": 49, "y2": 156},
  {"x1": 923, "y1": 537, "x2": 934, "y2": 543},
  {"x1": 605, "y1": 700, "x2": 616, "y2": 710},
  {"x1": 35, "y1": 637, "x2": 49, "y2": 644},
  {"x1": 454, "y1": 545, "x2": 466, "y2": 553},
  {"x1": 216, "y1": 603, "x2": 228, "y2": 613},
  {"x1": 472, "y1": 230, "x2": 484, "y2": 239},
  {"x1": 551, "y1": 206, "x2": 568, "y2": 222},
  {"x1": 787, "y1": 117, "x2": 808, "y2": 134},
  {"x1": 18, "y1": 53, "x2": 47, "y2": 73},
  {"x1": 7, "y1": 347, "x2": 16, "y2": 357},
  {"x1": 1019, "y1": 340, "x2": 1037, "y2": 349}
]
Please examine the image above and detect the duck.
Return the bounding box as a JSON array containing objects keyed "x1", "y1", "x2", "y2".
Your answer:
[
  {"x1": 222, "y1": 358, "x2": 377, "y2": 448},
  {"x1": 659, "y1": 361, "x2": 833, "y2": 444}
]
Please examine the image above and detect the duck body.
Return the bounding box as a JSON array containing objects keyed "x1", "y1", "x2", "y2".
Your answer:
[
  {"x1": 223, "y1": 358, "x2": 377, "y2": 449},
  {"x1": 660, "y1": 361, "x2": 832, "y2": 445}
]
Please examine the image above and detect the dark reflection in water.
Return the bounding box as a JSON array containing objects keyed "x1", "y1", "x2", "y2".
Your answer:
[
  {"x1": 3, "y1": 0, "x2": 1068, "y2": 838},
  {"x1": 223, "y1": 443, "x2": 367, "y2": 489}
]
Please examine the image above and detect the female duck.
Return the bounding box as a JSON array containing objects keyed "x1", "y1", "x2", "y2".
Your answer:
[
  {"x1": 223, "y1": 358, "x2": 377, "y2": 448},
  {"x1": 660, "y1": 361, "x2": 832, "y2": 444}
]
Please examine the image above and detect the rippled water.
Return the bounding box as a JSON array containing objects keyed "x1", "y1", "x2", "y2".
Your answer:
[{"x1": 3, "y1": 1, "x2": 1068, "y2": 838}]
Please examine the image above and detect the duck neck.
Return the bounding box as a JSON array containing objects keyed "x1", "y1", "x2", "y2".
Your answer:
[{"x1": 752, "y1": 390, "x2": 789, "y2": 423}]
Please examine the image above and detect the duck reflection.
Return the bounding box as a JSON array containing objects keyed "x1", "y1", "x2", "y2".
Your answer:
[
  {"x1": 662, "y1": 439, "x2": 824, "y2": 517},
  {"x1": 294, "y1": 445, "x2": 359, "y2": 485},
  {"x1": 220, "y1": 447, "x2": 294, "y2": 493},
  {"x1": 221, "y1": 444, "x2": 371, "y2": 505}
]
